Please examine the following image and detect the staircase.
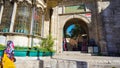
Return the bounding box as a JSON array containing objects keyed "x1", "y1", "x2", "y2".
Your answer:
[{"x1": 11, "y1": 52, "x2": 120, "y2": 68}]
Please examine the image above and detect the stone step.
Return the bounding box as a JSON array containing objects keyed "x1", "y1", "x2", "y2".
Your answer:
[
  {"x1": 55, "y1": 51, "x2": 91, "y2": 56},
  {"x1": 63, "y1": 51, "x2": 91, "y2": 55},
  {"x1": 53, "y1": 51, "x2": 92, "y2": 59},
  {"x1": 43, "y1": 57, "x2": 120, "y2": 68},
  {"x1": 9, "y1": 56, "x2": 120, "y2": 68},
  {"x1": 52, "y1": 52, "x2": 120, "y2": 62}
]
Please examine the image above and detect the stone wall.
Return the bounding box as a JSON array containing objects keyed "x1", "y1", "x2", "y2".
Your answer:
[
  {"x1": 0, "y1": 35, "x2": 41, "y2": 47},
  {"x1": 101, "y1": 0, "x2": 120, "y2": 55}
]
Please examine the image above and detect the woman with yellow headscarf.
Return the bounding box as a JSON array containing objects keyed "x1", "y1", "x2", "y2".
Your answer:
[{"x1": 1, "y1": 40, "x2": 16, "y2": 68}]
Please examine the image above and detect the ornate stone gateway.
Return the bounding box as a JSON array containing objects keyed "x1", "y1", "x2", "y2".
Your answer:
[
  {"x1": 63, "y1": 18, "x2": 89, "y2": 52},
  {"x1": 53, "y1": 1, "x2": 92, "y2": 53},
  {"x1": 52, "y1": 0, "x2": 119, "y2": 55}
]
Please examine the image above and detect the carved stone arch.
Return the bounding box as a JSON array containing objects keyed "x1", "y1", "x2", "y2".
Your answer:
[
  {"x1": 62, "y1": 15, "x2": 91, "y2": 51},
  {"x1": 62, "y1": 15, "x2": 91, "y2": 29},
  {"x1": 63, "y1": 16, "x2": 90, "y2": 37}
]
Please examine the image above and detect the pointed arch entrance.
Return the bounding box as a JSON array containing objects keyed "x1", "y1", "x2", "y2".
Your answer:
[{"x1": 63, "y1": 18, "x2": 89, "y2": 52}]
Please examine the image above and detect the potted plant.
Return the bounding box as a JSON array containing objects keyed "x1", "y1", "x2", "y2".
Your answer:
[
  {"x1": 14, "y1": 46, "x2": 28, "y2": 57},
  {"x1": 28, "y1": 46, "x2": 38, "y2": 57},
  {"x1": 39, "y1": 34, "x2": 55, "y2": 56}
]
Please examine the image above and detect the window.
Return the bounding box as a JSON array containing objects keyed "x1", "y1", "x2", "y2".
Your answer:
[
  {"x1": 14, "y1": 1, "x2": 32, "y2": 34},
  {"x1": 33, "y1": 8, "x2": 42, "y2": 36},
  {"x1": 0, "y1": 1, "x2": 13, "y2": 32}
]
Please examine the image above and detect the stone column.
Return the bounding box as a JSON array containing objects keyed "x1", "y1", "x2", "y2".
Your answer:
[
  {"x1": 41, "y1": 14, "x2": 44, "y2": 37},
  {"x1": 44, "y1": 8, "x2": 50, "y2": 37},
  {"x1": 9, "y1": 2, "x2": 17, "y2": 32},
  {"x1": 29, "y1": 7, "x2": 36, "y2": 47},
  {"x1": 0, "y1": 5, "x2": 3, "y2": 24},
  {"x1": 99, "y1": 40, "x2": 107, "y2": 55},
  {"x1": 58, "y1": 27, "x2": 63, "y2": 53},
  {"x1": 90, "y1": 0, "x2": 108, "y2": 55},
  {"x1": 92, "y1": 1, "x2": 99, "y2": 43},
  {"x1": 96, "y1": 1, "x2": 108, "y2": 55},
  {"x1": 28, "y1": 36, "x2": 32, "y2": 47},
  {"x1": 30, "y1": 7, "x2": 35, "y2": 35}
]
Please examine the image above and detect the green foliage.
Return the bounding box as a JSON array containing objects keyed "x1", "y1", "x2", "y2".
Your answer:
[
  {"x1": 14, "y1": 46, "x2": 28, "y2": 51},
  {"x1": 39, "y1": 34, "x2": 55, "y2": 52},
  {"x1": 28, "y1": 46, "x2": 39, "y2": 52},
  {"x1": 0, "y1": 44, "x2": 5, "y2": 50},
  {"x1": 70, "y1": 24, "x2": 86, "y2": 38},
  {"x1": 65, "y1": 33, "x2": 71, "y2": 38}
]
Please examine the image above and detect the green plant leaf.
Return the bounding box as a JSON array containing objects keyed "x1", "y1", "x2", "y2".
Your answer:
[{"x1": 39, "y1": 34, "x2": 55, "y2": 52}]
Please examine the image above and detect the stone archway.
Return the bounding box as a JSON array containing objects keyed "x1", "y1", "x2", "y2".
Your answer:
[
  {"x1": 63, "y1": 18, "x2": 89, "y2": 52},
  {"x1": 56, "y1": 14, "x2": 92, "y2": 53}
]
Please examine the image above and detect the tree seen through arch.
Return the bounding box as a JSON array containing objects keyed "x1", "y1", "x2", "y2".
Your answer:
[{"x1": 63, "y1": 24, "x2": 88, "y2": 52}]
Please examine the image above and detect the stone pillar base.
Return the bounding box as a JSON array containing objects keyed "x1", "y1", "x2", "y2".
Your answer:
[{"x1": 99, "y1": 40, "x2": 108, "y2": 55}]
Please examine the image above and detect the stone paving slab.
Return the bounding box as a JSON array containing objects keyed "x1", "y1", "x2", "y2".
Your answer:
[{"x1": 1, "y1": 53, "x2": 120, "y2": 68}]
